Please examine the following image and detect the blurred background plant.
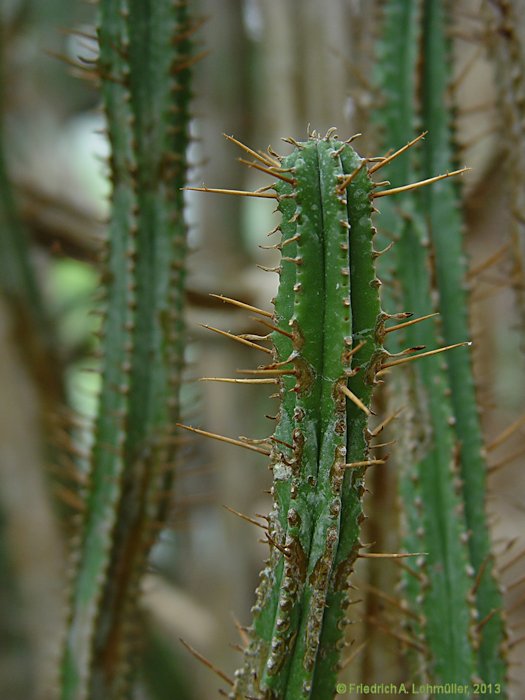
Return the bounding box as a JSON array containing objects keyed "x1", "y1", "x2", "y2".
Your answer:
[{"x1": 0, "y1": 0, "x2": 524, "y2": 698}]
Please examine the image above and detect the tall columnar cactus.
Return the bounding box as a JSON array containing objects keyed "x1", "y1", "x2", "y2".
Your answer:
[
  {"x1": 224, "y1": 131, "x2": 385, "y2": 699},
  {"x1": 374, "y1": 0, "x2": 507, "y2": 693},
  {"x1": 59, "y1": 2, "x2": 195, "y2": 699},
  {"x1": 420, "y1": 1, "x2": 507, "y2": 688}
]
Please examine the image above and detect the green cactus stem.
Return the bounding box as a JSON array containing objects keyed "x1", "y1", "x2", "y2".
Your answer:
[
  {"x1": 200, "y1": 130, "x2": 386, "y2": 700},
  {"x1": 420, "y1": 1, "x2": 507, "y2": 689},
  {"x1": 59, "y1": 2, "x2": 195, "y2": 699},
  {"x1": 373, "y1": 0, "x2": 508, "y2": 694}
]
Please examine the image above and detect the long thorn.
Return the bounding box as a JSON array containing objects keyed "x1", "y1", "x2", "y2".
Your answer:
[
  {"x1": 369, "y1": 132, "x2": 428, "y2": 174},
  {"x1": 340, "y1": 384, "x2": 370, "y2": 415},
  {"x1": 185, "y1": 186, "x2": 277, "y2": 199},
  {"x1": 487, "y1": 413, "x2": 525, "y2": 452},
  {"x1": 253, "y1": 317, "x2": 294, "y2": 338},
  {"x1": 199, "y1": 377, "x2": 279, "y2": 385},
  {"x1": 500, "y1": 545, "x2": 525, "y2": 574},
  {"x1": 179, "y1": 639, "x2": 233, "y2": 687},
  {"x1": 468, "y1": 242, "x2": 510, "y2": 279},
  {"x1": 176, "y1": 424, "x2": 271, "y2": 456},
  {"x1": 223, "y1": 505, "x2": 267, "y2": 530},
  {"x1": 385, "y1": 312, "x2": 439, "y2": 334},
  {"x1": 489, "y1": 445, "x2": 525, "y2": 473},
  {"x1": 236, "y1": 368, "x2": 295, "y2": 376},
  {"x1": 372, "y1": 168, "x2": 470, "y2": 199},
  {"x1": 378, "y1": 341, "x2": 471, "y2": 372},
  {"x1": 340, "y1": 641, "x2": 368, "y2": 670},
  {"x1": 201, "y1": 324, "x2": 272, "y2": 354},
  {"x1": 336, "y1": 162, "x2": 365, "y2": 194},
  {"x1": 223, "y1": 133, "x2": 276, "y2": 168},
  {"x1": 344, "y1": 459, "x2": 386, "y2": 469},
  {"x1": 238, "y1": 158, "x2": 295, "y2": 185},
  {"x1": 358, "y1": 581, "x2": 420, "y2": 621},
  {"x1": 359, "y1": 551, "x2": 426, "y2": 559},
  {"x1": 210, "y1": 293, "x2": 273, "y2": 318},
  {"x1": 368, "y1": 407, "x2": 405, "y2": 437}
]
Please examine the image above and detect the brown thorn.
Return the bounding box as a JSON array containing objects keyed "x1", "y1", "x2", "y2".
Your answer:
[
  {"x1": 372, "y1": 168, "x2": 470, "y2": 199},
  {"x1": 53, "y1": 485, "x2": 86, "y2": 512},
  {"x1": 369, "y1": 407, "x2": 405, "y2": 437},
  {"x1": 223, "y1": 133, "x2": 276, "y2": 168},
  {"x1": 385, "y1": 312, "x2": 439, "y2": 334},
  {"x1": 253, "y1": 317, "x2": 294, "y2": 338},
  {"x1": 367, "y1": 615, "x2": 426, "y2": 653},
  {"x1": 340, "y1": 384, "x2": 370, "y2": 415},
  {"x1": 468, "y1": 242, "x2": 510, "y2": 279},
  {"x1": 369, "y1": 132, "x2": 428, "y2": 174},
  {"x1": 199, "y1": 377, "x2": 279, "y2": 385},
  {"x1": 476, "y1": 608, "x2": 499, "y2": 632},
  {"x1": 336, "y1": 162, "x2": 365, "y2": 194},
  {"x1": 209, "y1": 293, "x2": 273, "y2": 318},
  {"x1": 507, "y1": 572, "x2": 525, "y2": 592},
  {"x1": 264, "y1": 533, "x2": 290, "y2": 557},
  {"x1": 489, "y1": 445, "x2": 525, "y2": 473},
  {"x1": 344, "y1": 459, "x2": 386, "y2": 469},
  {"x1": 223, "y1": 505, "x2": 267, "y2": 531},
  {"x1": 500, "y1": 545, "x2": 525, "y2": 575},
  {"x1": 359, "y1": 551, "x2": 426, "y2": 559},
  {"x1": 238, "y1": 158, "x2": 295, "y2": 185},
  {"x1": 487, "y1": 413, "x2": 525, "y2": 452},
  {"x1": 184, "y1": 186, "x2": 277, "y2": 199},
  {"x1": 378, "y1": 341, "x2": 471, "y2": 373},
  {"x1": 369, "y1": 439, "x2": 397, "y2": 449},
  {"x1": 236, "y1": 368, "x2": 296, "y2": 376},
  {"x1": 230, "y1": 612, "x2": 250, "y2": 647},
  {"x1": 176, "y1": 424, "x2": 270, "y2": 456},
  {"x1": 508, "y1": 634, "x2": 525, "y2": 650},
  {"x1": 471, "y1": 556, "x2": 490, "y2": 597},
  {"x1": 358, "y1": 581, "x2": 420, "y2": 622},
  {"x1": 200, "y1": 323, "x2": 272, "y2": 354},
  {"x1": 270, "y1": 436, "x2": 294, "y2": 450},
  {"x1": 238, "y1": 333, "x2": 271, "y2": 342},
  {"x1": 395, "y1": 559, "x2": 426, "y2": 582},
  {"x1": 340, "y1": 641, "x2": 368, "y2": 670},
  {"x1": 449, "y1": 45, "x2": 483, "y2": 94},
  {"x1": 179, "y1": 638, "x2": 233, "y2": 687}
]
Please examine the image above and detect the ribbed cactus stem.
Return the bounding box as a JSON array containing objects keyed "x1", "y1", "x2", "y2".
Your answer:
[
  {"x1": 60, "y1": 2, "x2": 194, "y2": 698},
  {"x1": 420, "y1": 2, "x2": 507, "y2": 690},
  {"x1": 231, "y1": 131, "x2": 384, "y2": 700}
]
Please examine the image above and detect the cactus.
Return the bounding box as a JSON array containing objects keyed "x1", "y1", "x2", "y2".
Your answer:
[
  {"x1": 419, "y1": 1, "x2": 507, "y2": 688},
  {"x1": 59, "y1": 2, "x2": 195, "y2": 698},
  {"x1": 374, "y1": 0, "x2": 507, "y2": 693}
]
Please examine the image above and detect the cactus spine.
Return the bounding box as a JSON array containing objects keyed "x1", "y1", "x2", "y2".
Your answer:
[{"x1": 59, "y1": 2, "x2": 194, "y2": 699}]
